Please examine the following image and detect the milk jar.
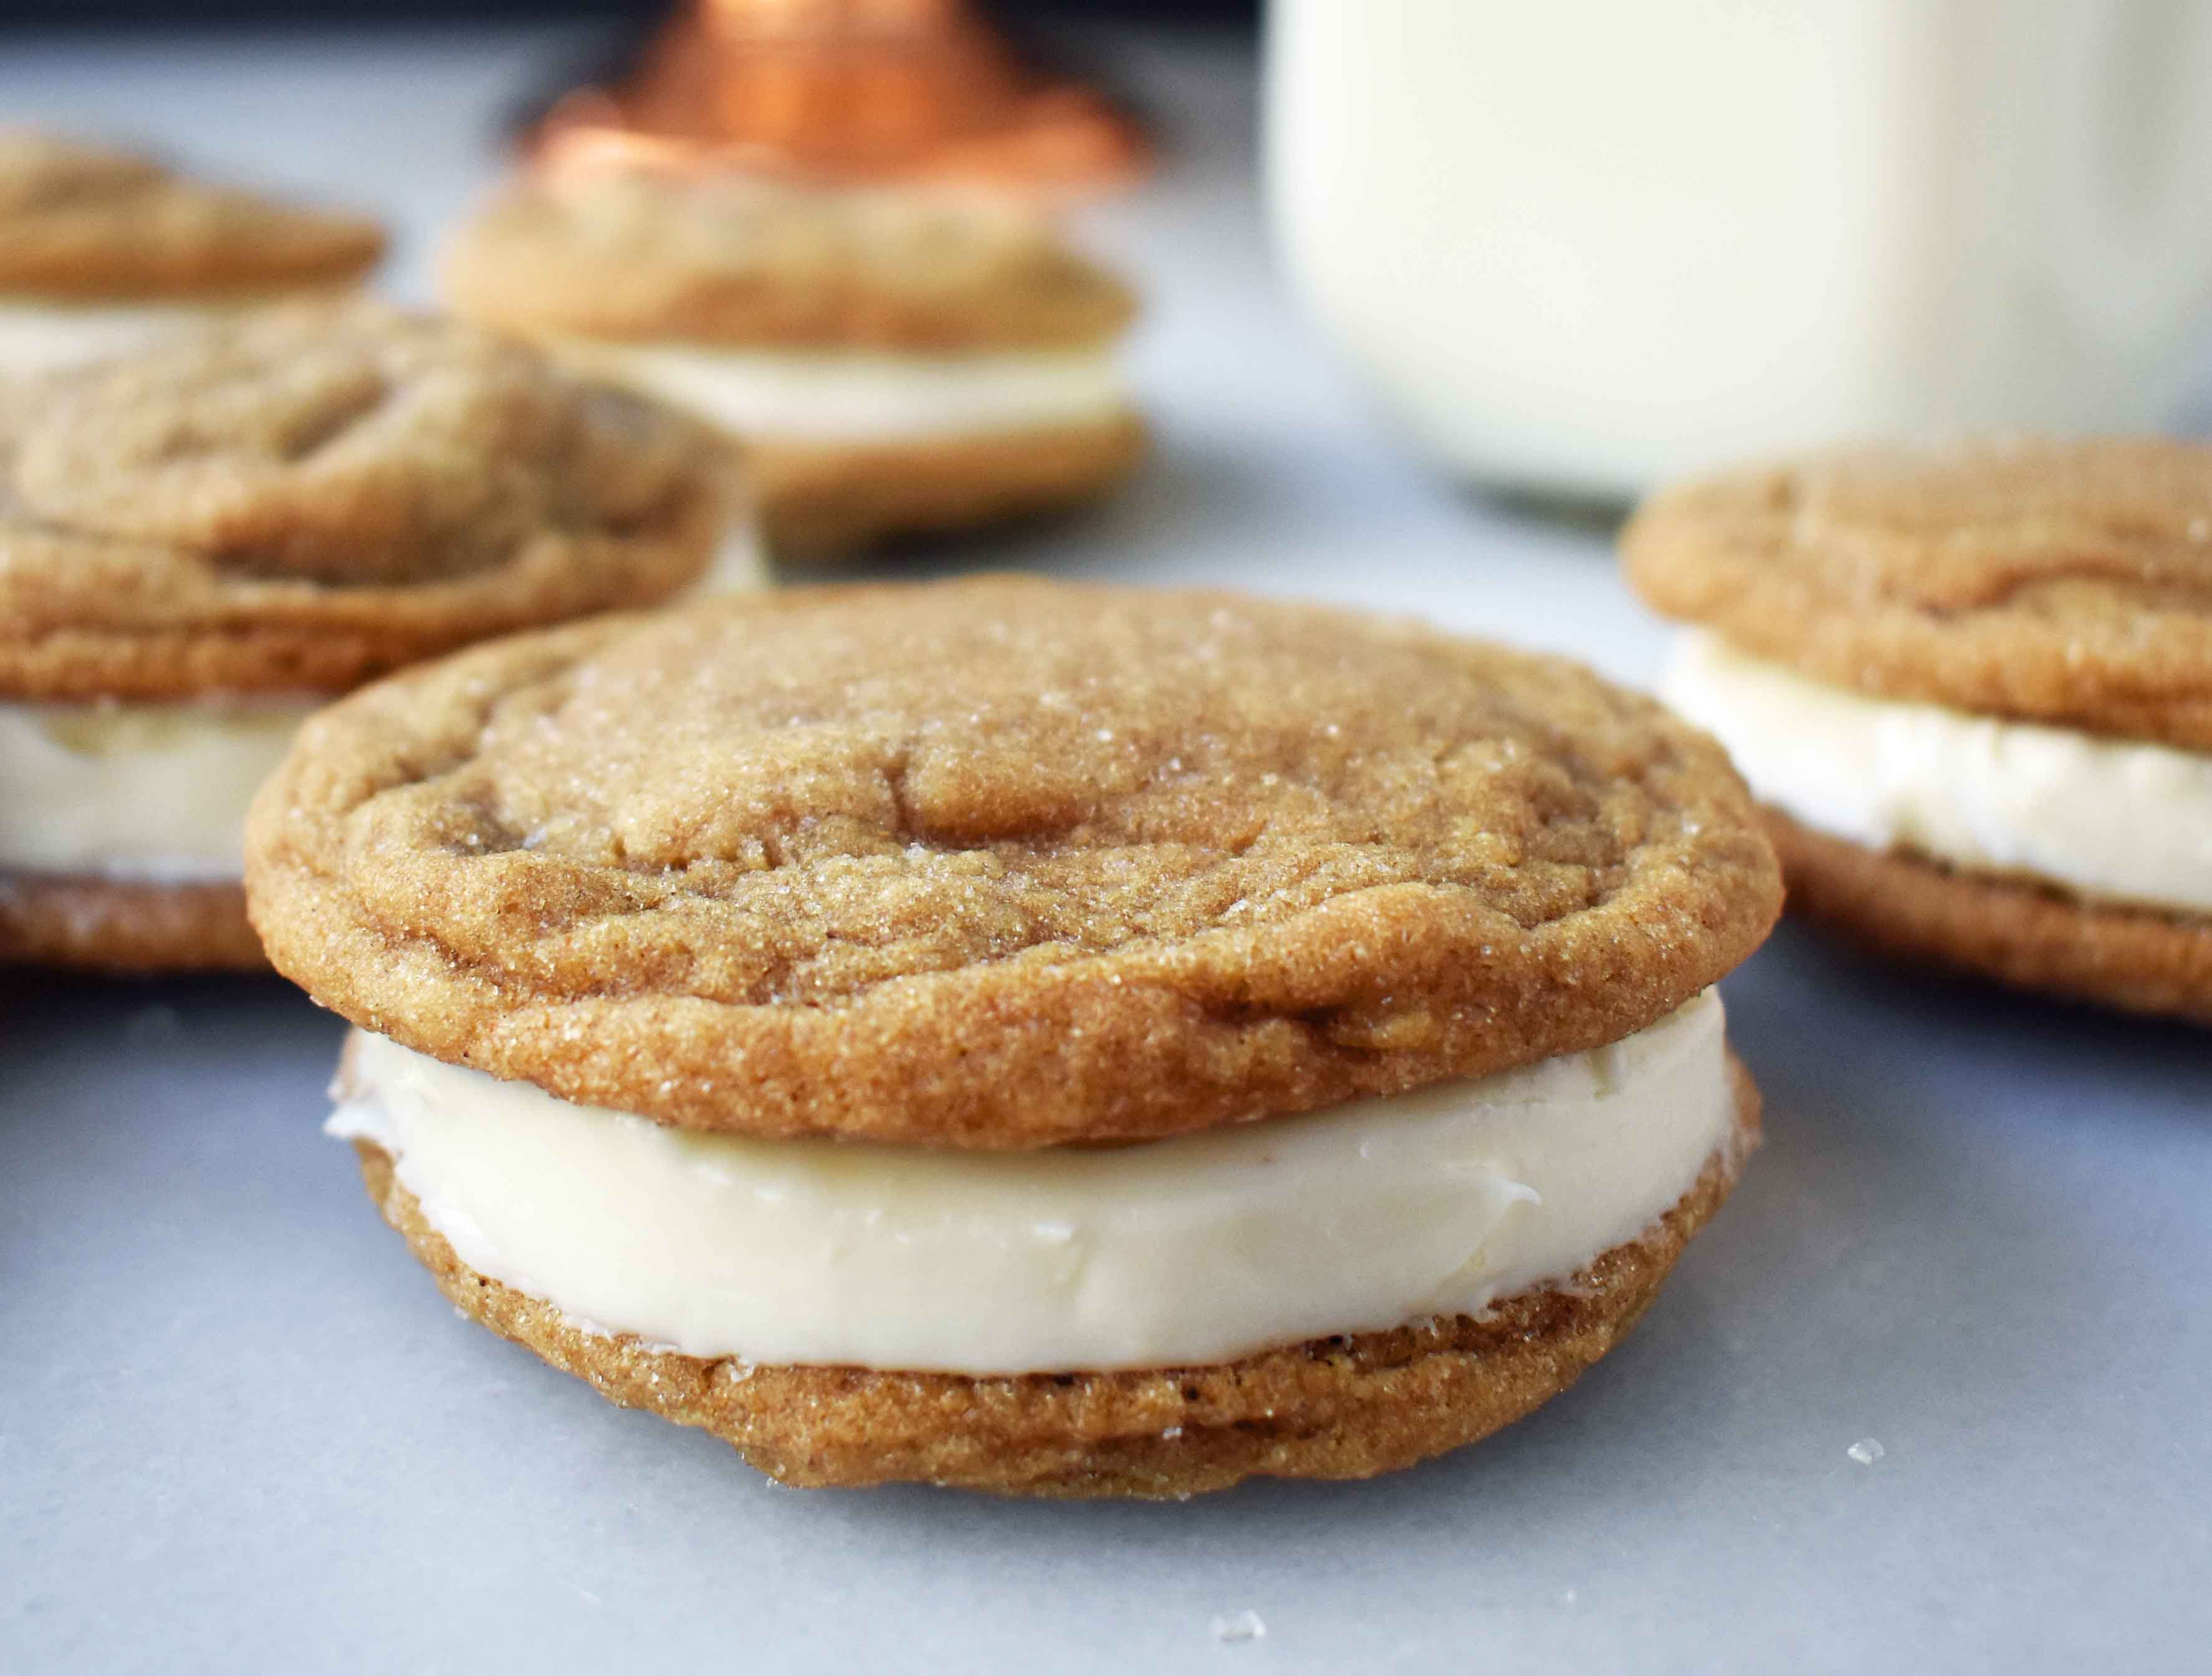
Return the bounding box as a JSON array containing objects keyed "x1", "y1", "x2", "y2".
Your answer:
[{"x1": 1267, "y1": 0, "x2": 2212, "y2": 500}]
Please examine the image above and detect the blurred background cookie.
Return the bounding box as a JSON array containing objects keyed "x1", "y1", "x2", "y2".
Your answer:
[
  {"x1": 1628, "y1": 438, "x2": 2212, "y2": 1024},
  {"x1": 0, "y1": 300, "x2": 755, "y2": 973},
  {"x1": 444, "y1": 168, "x2": 1143, "y2": 557},
  {"x1": 0, "y1": 131, "x2": 384, "y2": 377}
]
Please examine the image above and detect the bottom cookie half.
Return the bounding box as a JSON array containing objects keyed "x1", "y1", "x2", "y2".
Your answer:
[
  {"x1": 353, "y1": 1058, "x2": 1758, "y2": 1498},
  {"x1": 752, "y1": 413, "x2": 1146, "y2": 558},
  {"x1": 0, "y1": 871, "x2": 267, "y2": 974},
  {"x1": 1769, "y1": 812, "x2": 2212, "y2": 1025}
]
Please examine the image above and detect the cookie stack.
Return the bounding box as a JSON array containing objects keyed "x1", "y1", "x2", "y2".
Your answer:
[
  {"x1": 0, "y1": 302, "x2": 746, "y2": 972},
  {"x1": 444, "y1": 170, "x2": 1144, "y2": 554},
  {"x1": 247, "y1": 578, "x2": 1782, "y2": 1495},
  {"x1": 1628, "y1": 438, "x2": 2212, "y2": 1023}
]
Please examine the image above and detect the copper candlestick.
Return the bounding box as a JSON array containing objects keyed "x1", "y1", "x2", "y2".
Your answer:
[{"x1": 532, "y1": 0, "x2": 1149, "y2": 195}]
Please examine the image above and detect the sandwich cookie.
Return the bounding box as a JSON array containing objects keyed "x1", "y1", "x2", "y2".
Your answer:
[
  {"x1": 442, "y1": 170, "x2": 1143, "y2": 555},
  {"x1": 0, "y1": 301, "x2": 751, "y2": 973},
  {"x1": 0, "y1": 131, "x2": 384, "y2": 377},
  {"x1": 1627, "y1": 438, "x2": 2212, "y2": 1023},
  {"x1": 248, "y1": 578, "x2": 1781, "y2": 1496}
]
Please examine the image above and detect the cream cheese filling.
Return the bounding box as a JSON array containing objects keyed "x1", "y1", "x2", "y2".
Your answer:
[
  {"x1": 1664, "y1": 630, "x2": 2212, "y2": 916},
  {"x1": 0, "y1": 697, "x2": 319, "y2": 882},
  {"x1": 681, "y1": 519, "x2": 773, "y2": 596},
  {"x1": 326, "y1": 991, "x2": 1737, "y2": 1375},
  {"x1": 0, "y1": 291, "x2": 344, "y2": 377},
  {"x1": 545, "y1": 336, "x2": 1129, "y2": 445}
]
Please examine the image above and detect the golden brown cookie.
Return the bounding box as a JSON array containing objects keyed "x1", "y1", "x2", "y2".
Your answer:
[
  {"x1": 1768, "y1": 812, "x2": 2212, "y2": 1025},
  {"x1": 442, "y1": 172, "x2": 1133, "y2": 352},
  {"x1": 248, "y1": 578, "x2": 1782, "y2": 1148},
  {"x1": 0, "y1": 873, "x2": 265, "y2": 974},
  {"x1": 0, "y1": 131, "x2": 384, "y2": 299},
  {"x1": 268, "y1": 579, "x2": 1780, "y2": 1493},
  {"x1": 0, "y1": 301, "x2": 747, "y2": 974},
  {"x1": 442, "y1": 172, "x2": 1142, "y2": 553},
  {"x1": 0, "y1": 300, "x2": 735, "y2": 704},
  {"x1": 751, "y1": 412, "x2": 1145, "y2": 555},
  {"x1": 1629, "y1": 438, "x2": 2212, "y2": 1021},
  {"x1": 353, "y1": 1055, "x2": 1757, "y2": 1496},
  {"x1": 1624, "y1": 438, "x2": 2212, "y2": 752}
]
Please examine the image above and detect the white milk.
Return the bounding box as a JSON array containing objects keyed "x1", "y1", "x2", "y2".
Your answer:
[{"x1": 1267, "y1": 0, "x2": 2212, "y2": 500}]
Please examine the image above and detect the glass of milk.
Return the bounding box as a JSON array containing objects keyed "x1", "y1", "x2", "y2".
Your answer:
[{"x1": 1266, "y1": 0, "x2": 2212, "y2": 503}]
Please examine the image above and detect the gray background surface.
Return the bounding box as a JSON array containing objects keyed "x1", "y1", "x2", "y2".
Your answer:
[{"x1": 3, "y1": 27, "x2": 2208, "y2": 1675}]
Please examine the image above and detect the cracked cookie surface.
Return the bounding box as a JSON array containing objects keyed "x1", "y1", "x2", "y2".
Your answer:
[
  {"x1": 1624, "y1": 438, "x2": 2212, "y2": 750},
  {"x1": 443, "y1": 172, "x2": 1135, "y2": 351},
  {"x1": 0, "y1": 301, "x2": 734, "y2": 701},
  {"x1": 249, "y1": 577, "x2": 1780, "y2": 1146},
  {"x1": 0, "y1": 130, "x2": 384, "y2": 298}
]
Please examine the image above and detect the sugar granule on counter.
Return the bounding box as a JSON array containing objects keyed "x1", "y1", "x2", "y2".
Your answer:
[{"x1": 1210, "y1": 1610, "x2": 1266, "y2": 1644}]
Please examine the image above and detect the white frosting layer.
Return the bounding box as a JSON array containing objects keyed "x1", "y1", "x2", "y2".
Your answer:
[
  {"x1": 0, "y1": 296, "x2": 320, "y2": 375},
  {"x1": 681, "y1": 520, "x2": 772, "y2": 596},
  {"x1": 0, "y1": 698, "x2": 318, "y2": 881},
  {"x1": 1664, "y1": 631, "x2": 2212, "y2": 916},
  {"x1": 547, "y1": 337, "x2": 1128, "y2": 444},
  {"x1": 327, "y1": 992, "x2": 1737, "y2": 1374}
]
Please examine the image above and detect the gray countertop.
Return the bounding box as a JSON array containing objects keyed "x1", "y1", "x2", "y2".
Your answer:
[{"x1": 3, "y1": 26, "x2": 2208, "y2": 1675}]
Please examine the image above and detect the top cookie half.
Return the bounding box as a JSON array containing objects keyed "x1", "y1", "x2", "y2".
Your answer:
[
  {"x1": 246, "y1": 578, "x2": 1780, "y2": 1148},
  {"x1": 0, "y1": 132, "x2": 384, "y2": 299},
  {"x1": 442, "y1": 172, "x2": 1135, "y2": 352},
  {"x1": 0, "y1": 301, "x2": 737, "y2": 702},
  {"x1": 1623, "y1": 438, "x2": 2212, "y2": 750}
]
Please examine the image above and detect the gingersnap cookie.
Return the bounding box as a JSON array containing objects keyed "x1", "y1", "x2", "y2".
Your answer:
[
  {"x1": 1626, "y1": 438, "x2": 2212, "y2": 1023},
  {"x1": 0, "y1": 131, "x2": 385, "y2": 376},
  {"x1": 249, "y1": 577, "x2": 1782, "y2": 1495},
  {"x1": 0, "y1": 299, "x2": 750, "y2": 974},
  {"x1": 443, "y1": 172, "x2": 1143, "y2": 555}
]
